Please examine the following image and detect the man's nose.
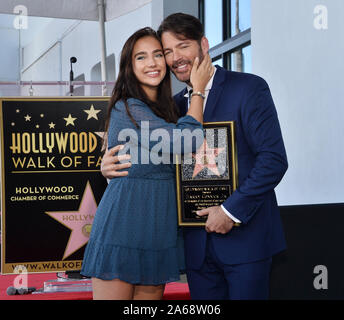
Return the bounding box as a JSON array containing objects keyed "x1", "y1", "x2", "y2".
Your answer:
[{"x1": 172, "y1": 50, "x2": 182, "y2": 64}]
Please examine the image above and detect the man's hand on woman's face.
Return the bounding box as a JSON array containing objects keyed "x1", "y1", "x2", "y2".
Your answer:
[{"x1": 101, "y1": 145, "x2": 131, "y2": 179}]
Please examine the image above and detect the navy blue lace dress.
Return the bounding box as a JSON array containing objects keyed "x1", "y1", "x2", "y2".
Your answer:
[{"x1": 81, "y1": 98, "x2": 203, "y2": 285}]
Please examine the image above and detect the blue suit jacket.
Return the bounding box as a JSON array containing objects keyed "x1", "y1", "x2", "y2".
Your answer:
[{"x1": 174, "y1": 66, "x2": 288, "y2": 268}]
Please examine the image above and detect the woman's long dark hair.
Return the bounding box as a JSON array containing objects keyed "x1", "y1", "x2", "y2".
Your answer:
[{"x1": 104, "y1": 27, "x2": 179, "y2": 141}]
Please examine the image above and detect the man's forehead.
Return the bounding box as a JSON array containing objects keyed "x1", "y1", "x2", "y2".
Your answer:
[{"x1": 161, "y1": 32, "x2": 194, "y2": 47}]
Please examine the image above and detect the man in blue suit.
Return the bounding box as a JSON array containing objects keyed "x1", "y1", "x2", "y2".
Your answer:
[{"x1": 101, "y1": 13, "x2": 288, "y2": 300}]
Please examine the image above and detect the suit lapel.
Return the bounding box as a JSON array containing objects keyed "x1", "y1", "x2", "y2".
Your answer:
[
  {"x1": 175, "y1": 87, "x2": 188, "y2": 116},
  {"x1": 203, "y1": 66, "x2": 226, "y2": 121},
  {"x1": 175, "y1": 66, "x2": 227, "y2": 119}
]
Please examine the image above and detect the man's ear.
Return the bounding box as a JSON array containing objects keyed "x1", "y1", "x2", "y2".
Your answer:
[{"x1": 201, "y1": 36, "x2": 210, "y2": 55}]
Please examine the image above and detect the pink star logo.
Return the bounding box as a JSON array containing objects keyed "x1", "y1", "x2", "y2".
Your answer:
[
  {"x1": 45, "y1": 181, "x2": 97, "y2": 260},
  {"x1": 192, "y1": 139, "x2": 225, "y2": 178}
]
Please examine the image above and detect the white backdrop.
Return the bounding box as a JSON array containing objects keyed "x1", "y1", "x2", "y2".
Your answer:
[{"x1": 252, "y1": 0, "x2": 344, "y2": 206}]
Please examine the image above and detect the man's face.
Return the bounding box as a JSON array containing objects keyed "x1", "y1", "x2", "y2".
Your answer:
[{"x1": 161, "y1": 31, "x2": 208, "y2": 84}]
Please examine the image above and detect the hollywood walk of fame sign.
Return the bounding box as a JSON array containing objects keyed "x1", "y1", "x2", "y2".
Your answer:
[
  {"x1": 0, "y1": 97, "x2": 109, "y2": 274},
  {"x1": 176, "y1": 122, "x2": 238, "y2": 226}
]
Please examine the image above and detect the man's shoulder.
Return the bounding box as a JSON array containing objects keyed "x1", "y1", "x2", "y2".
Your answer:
[
  {"x1": 217, "y1": 67, "x2": 268, "y2": 88},
  {"x1": 171, "y1": 68, "x2": 269, "y2": 102}
]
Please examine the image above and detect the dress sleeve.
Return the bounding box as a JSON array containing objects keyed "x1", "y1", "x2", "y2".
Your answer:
[{"x1": 120, "y1": 98, "x2": 204, "y2": 156}]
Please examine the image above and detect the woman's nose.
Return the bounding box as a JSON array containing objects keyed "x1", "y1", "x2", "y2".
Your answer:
[{"x1": 147, "y1": 55, "x2": 157, "y2": 67}]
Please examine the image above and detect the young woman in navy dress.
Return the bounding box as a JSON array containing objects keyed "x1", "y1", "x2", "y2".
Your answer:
[{"x1": 81, "y1": 27, "x2": 213, "y2": 300}]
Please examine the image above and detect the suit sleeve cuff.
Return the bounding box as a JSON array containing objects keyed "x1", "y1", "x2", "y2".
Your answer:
[{"x1": 221, "y1": 205, "x2": 242, "y2": 223}]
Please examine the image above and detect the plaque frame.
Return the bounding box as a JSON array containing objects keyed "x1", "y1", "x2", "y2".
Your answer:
[{"x1": 176, "y1": 121, "x2": 238, "y2": 227}]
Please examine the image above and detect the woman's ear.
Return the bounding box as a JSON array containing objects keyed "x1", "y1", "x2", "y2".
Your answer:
[{"x1": 201, "y1": 36, "x2": 210, "y2": 55}]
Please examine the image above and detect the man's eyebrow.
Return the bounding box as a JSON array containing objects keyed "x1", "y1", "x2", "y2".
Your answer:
[
  {"x1": 177, "y1": 40, "x2": 191, "y2": 44},
  {"x1": 163, "y1": 40, "x2": 191, "y2": 51}
]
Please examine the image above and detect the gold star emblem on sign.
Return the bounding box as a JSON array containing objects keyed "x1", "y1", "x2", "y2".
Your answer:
[
  {"x1": 84, "y1": 104, "x2": 101, "y2": 120},
  {"x1": 64, "y1": 114, "x2": 77, "y2": 126},
  {"x1": 192, "y1": 139, "x2": 225, "y2": 178},
  {"x1": 48, "y1": 122, "x2": 56, "y2": 129}
]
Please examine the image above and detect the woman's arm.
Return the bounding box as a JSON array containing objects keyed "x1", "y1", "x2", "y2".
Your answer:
[{"x1": 186, "y1": 54, "x2": 214, "y2": 123}]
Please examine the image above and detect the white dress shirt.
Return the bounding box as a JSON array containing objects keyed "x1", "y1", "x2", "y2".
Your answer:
[{"x1": 184, "y1": 69, "x2": 241, "y2": 224}]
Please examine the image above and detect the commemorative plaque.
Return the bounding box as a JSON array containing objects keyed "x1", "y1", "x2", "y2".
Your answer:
[{"x1": 176, "y1": 121, "x2": 238, "y2": 226}]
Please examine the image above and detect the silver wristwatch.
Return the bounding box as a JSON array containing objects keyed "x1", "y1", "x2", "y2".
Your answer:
[{"x1": 190, "y1": 91, "x2": 206, "y2": 99}]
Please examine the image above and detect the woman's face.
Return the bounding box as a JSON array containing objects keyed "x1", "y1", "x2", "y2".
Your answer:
[{"x1": 132, "y1": 36, "x2": 167, "y2": 99}]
